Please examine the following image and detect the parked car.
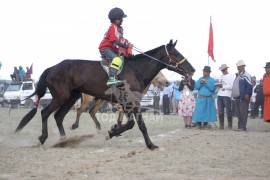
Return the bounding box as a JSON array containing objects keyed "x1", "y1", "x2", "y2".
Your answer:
[
  {"x1": 140, "y1": 84, "x2": 163, "y2": 112},
  {"x1": 3, "y1": 80, "x2": 36, "y2": 108},
  {"x1": 39, "y1": 89, "x2": 52, "y2": 108},
  {"x1": 0, "y1": 91, "x2": 4, "y2": 107},
  {"x1": 0, "y1": 81, "x2": 10, "y2": 107}
]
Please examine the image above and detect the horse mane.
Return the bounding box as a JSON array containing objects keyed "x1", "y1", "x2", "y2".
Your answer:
[{"x1": 125, "y1": 45, "x2": 164, "y2": 61}]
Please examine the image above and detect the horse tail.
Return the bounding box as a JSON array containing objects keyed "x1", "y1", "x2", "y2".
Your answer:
[
  {"x1": 15, "y1": 67, "x2": 51, "y2": 133},
  {"x1": 34, "y1": 67, "x2": 52, "y2": 103}
]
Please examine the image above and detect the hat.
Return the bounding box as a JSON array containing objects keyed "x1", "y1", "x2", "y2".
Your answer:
[
  {"x1": 263, "y1": 62, "x2": 270, "y2": 68},
  {"x1": 236, "y1": 60, "x2": 246, "y2": 67},
  {"x1": 202, "y1": 66, "x2": 211, "y2": 73},
  {"x1": 219, "y1": 64, "x2": 229, "y2": 71}
]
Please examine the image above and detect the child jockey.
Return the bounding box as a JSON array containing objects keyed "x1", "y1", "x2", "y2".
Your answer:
[{"x1": 98, "y1": 7, "x2": 133, "y2": 86}]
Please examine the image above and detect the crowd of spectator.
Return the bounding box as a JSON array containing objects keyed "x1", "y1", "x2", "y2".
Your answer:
[
  {"x1": 10, "y1": 66, "x2": 31, "y2": 81},
  {"x1": 150, "y1": 60, "x2": 270, "y2": 131}
]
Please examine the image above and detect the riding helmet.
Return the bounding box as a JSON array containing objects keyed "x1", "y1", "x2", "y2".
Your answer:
[{"x1": 108, "y1": 7, "x2": 127, "y2": 21}]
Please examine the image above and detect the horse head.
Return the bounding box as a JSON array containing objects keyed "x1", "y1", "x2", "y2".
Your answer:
[{"x1": 164, "y1": 39, "x2": 195, "y2": 77}]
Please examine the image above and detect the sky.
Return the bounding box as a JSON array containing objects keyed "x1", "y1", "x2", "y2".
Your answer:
[{"x1": 0, "y1": 0, "x2": 269, "y2": 81}]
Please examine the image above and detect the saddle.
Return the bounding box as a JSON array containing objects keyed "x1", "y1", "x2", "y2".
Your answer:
[{"x1": 100, "y1": 56, "x2": 125, "y2": 76}]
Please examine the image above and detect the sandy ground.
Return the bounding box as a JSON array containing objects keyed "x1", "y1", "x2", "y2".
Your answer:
[{"x1": 1, "y1": 107, "x2": 270, "y2": 180}]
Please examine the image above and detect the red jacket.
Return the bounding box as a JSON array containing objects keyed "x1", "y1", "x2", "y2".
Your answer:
[
  {"x1": 99, "y1": 23, "x2": 121, "y2": 53},
  {"x1": 263, "y1": 73, "x2": 270, "y2": 96},
  {"x1": 263, "y1": 73, "x2": 270, "y2": 122},
  {"x1": 119, "y1": 38, "x2": 132, "y2": 57}
]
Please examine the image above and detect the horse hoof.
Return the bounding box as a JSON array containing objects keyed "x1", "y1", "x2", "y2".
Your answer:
[
  {"x1": 96, "y1": 129, "x2": 102, "y2": 134},
  {"x1": 70, "y1": 124, "x2": 78, "y2": 130},
  {"x1": 38, "y1": 135, "x2": 46, "y2": 145},
  {"x1": 96, "y1": 126, "x2": 101, "y2": 131},
  {"x1": 105, "y1": 132, "x2": 111, "y2": 141},
  {"x1": 59, "y1": 136, "x2": 66, "y2": 141},
  {"x1": 110, "y1": 124, "x2": 117, "y2": 131},
  {"x1": 105, "y1": 135, "x2": 110, "y2": 141},
  {"x1": 148, "y1": 144, "x2": 159, "y2": 150}
]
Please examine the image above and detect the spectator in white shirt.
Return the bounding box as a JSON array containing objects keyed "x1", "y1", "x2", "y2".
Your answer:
[
  {"x1": 151, "y1": 81, "x2": 161, "y2": 115},
  {"x1": 216, "y1": 64, "x2": 235, "y2": 129},
  {"x1": 162, "y1": 82, "x2": 172, "y2": 115}
]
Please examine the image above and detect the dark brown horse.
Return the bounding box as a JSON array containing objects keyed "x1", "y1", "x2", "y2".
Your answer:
[
  {"x1": 70, "y1": 73, "x2": 164, "y2": 131},
  {"x1": 15, "y1": 40, "x2": 195, "y2": 150}
]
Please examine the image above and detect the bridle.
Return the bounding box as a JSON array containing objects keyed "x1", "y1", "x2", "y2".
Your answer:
[
  {"x1": 164, "y1": 45, "x2": 186, "y2": 69},
  {"x1": 132, "y1": 45, "x2": 186, "y2": 71}
]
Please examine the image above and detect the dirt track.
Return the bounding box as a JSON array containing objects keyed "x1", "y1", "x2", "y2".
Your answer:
[{"x1": 1, "y1": 107, "x2": 270, "y2": 180}]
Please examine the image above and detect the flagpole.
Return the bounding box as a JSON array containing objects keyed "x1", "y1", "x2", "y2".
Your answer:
[
  {"x1": 208, "y1": 16, "x2": 211, "y2": 66},
  {"x1": 207, "y1": 15, "x2": 215, "y2": 65}
]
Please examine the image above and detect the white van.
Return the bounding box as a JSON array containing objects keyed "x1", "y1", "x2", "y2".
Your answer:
[
  {"x1": 140, "y1": 84, "x2": 163, "y2": 112},
  {"x1": 39, "y1": 89, "x2": 52, "y2": 108},
  {"x1": 3, "y1": 80, "x2": 36, "y2": 108}
]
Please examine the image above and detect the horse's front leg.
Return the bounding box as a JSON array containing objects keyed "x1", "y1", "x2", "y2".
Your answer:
[
  {"x1": 134, "y1": 108, "x2": 159, "y2": 150},
  {"x1": 107, "y1": 111, "x2": 135, "y2": 139},
  {"x1": 109, "y1": 105, "x2": 124, "y2": 129},
  {"x1": 116, "y1": 107, "x2": 125, "y2": 128},
  {"x1": 109, "y1": 108, "x2": 125, "y2": 137}
]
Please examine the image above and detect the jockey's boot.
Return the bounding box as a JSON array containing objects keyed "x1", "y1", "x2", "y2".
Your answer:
[
  {"x1": 107, "y1": 76, "x2": 122, "y2": 86},
  {"x1": 106, "y1": 57, "x2": 123, "y2": 86}
]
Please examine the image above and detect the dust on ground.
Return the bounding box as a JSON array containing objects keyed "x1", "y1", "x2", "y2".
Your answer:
[{"x1": 1, "y1": 107, "x2": 270, "y2": 180}]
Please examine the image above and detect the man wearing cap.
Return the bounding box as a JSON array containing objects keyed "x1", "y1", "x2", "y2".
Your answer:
[
  {"x1": 232, "y1": 60, "x2": 253, "y2": 131},
  {"x1": 263, "y1": 62, "x2": 270, "y2": 123},
  {"x1": 10, "y1": 66, "x2": 19, "y2": 81},
  {"x1": 193, "y1": 66, "x2": 217, "y2": 129},
  {"x1": 216, "y1": 64, "x2": 235, "y2": 129}
]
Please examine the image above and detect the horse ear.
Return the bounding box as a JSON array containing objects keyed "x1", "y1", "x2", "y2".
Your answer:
[
  {"x1": 169, "y1": 39, "x2": 173, "y2": 45},
  {"x1": 173, "y1": 40, "x2": 178, "y2": 47}
]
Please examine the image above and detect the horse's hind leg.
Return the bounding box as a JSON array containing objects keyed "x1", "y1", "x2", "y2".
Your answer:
[
  {"x1": 71, "y1": 95, "x2": 95, "y2": 130},
  {"x1": 89, "y1": 99, "x2": 105, "y2": 130},
  {"x1": 54, "y1": 91, "x2": 81, "y2": 140},
  {"x1": 39, "y1": 101, "x2": 61, "y2": 145}
]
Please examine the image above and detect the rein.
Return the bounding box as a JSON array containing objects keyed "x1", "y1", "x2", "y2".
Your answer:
[{"x1": 132, "y1": 45, "x2": 186, "y2": 70}]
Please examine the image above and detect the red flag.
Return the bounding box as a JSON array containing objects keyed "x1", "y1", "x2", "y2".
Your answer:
[
  {"x1": 29, "y1": 63, "x2": 33, "y2": 74},
  {"x1": 208, "y1": 19, "x2": 215, "y2": 62}
]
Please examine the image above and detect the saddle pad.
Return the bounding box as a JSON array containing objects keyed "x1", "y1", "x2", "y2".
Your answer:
[{"x1": 100, "y1": 57, "x2": 124, "y2": 76}]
